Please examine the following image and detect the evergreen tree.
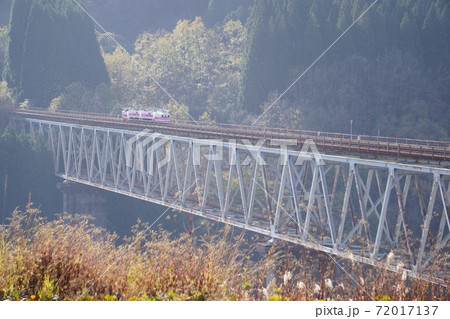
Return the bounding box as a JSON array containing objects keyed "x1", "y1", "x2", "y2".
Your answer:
[
  {"x1": 0, "y1": 0, "x2": 13, "y2": 26},
  {"x1": 205, "y1": 0, "x2": 252, "y2": 26},
  {"x1": 239, "y1": 0, "x2": 313, "y2": 113},
  {"x1": 3, "y1": 0, "x2": 110, "y2": 107},
  {"x1": 239, "y1": 0, "x2": 450, "y2": 125},
  {"x1": 2, "y1": 0, "x2": 32, "y2": 103}
]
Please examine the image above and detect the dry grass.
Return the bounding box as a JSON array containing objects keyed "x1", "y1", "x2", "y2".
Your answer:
[{"x1": 0, "y1": 204, "x2": 447, "y2": 301}]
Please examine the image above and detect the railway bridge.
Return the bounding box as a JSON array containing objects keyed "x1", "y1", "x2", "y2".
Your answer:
[{"x1": 7, "y1": 108, "x2": 450, "y2": 283}]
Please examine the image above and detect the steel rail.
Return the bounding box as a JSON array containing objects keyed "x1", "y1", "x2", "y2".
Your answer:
[
  {"x1": 9, "y1": 107, "x2": 450, "y2": 164},
  {"x1": 15, "y1": 107, "x2": 450, "y2": 147}
]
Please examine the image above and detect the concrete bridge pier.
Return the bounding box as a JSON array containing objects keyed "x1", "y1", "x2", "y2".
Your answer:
[
  {"x1": 256, "y1": 239, "x2": 277, "y2": 289},
  {"x1": 57, "y1": 180, "x2": 107, "y2": 228}
]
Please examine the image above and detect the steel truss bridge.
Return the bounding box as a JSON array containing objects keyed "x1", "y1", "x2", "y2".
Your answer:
[{"x1": 9, "y1": 109, "x2": 450, "y2": 283}]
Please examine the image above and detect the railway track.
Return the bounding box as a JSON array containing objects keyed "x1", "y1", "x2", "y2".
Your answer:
[{"x1": 9, "y1": 107, "x2": 450, "y2": 165}]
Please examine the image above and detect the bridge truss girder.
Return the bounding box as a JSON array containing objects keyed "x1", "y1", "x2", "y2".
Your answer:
[{"x1": 16, "y1": 118, "x2": 450, "y2": 283}]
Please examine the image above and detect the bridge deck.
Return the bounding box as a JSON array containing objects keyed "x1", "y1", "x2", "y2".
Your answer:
[{"x1": 9, "y1": 108, "x2": 450, "y2": 166}]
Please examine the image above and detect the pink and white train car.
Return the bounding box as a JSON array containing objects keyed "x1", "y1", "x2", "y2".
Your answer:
[
  {"x1": 121, "y1": 109, "x2": 140, "y2": 119},
  {"x1": 121, "y1": 109, "x2": 171, "y2": 122},
  {"x1": 153, "y1": 110, "x2": 171, "y2": 122},
  {"x1": 139, "y1": 110, "x2": 154, "y2": 120}
]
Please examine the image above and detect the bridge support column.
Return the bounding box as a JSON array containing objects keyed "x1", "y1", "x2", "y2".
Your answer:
[
  {"x1": 256, "y1": 240, "x2": 276, "y2": 289},
  {"x1": 57, "y1": 180, "x2": 107, "y2": 227}
]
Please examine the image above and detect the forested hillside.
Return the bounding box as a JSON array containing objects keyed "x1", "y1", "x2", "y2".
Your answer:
[
  {"x1": 1, "y1": 0, "x2": 448, "y2": 139},
  {"x1": 0, "y1": 0, "x2": 11, "y2": 76},
  {"x1": 240, "y1": 0, "x2": 450, "y2": 139},
  {"x1": 0, "y1": 121, "x2": 61, "y2": 221},
  {"x1": 85, "y1": 0, "x2": 252, "y2": 47},
  {"x1": 102, "y1": 17, "x2": 246, "y2": 121},
  {"x1": 0, "y1": 0, "x2": 12, "y2": 26},
  {"x1": 3, "y1": 0, "x2": 109, "y2": 107}
]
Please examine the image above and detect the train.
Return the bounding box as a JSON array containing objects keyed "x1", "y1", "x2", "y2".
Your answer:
[{"x1": 121, "y1": 109, "x2": 171, "y2": 122}]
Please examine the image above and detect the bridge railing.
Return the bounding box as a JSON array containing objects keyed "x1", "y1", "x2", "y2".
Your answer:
[{"x1": 11, "y1": 107, "x2": 450, "y2": 153}]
